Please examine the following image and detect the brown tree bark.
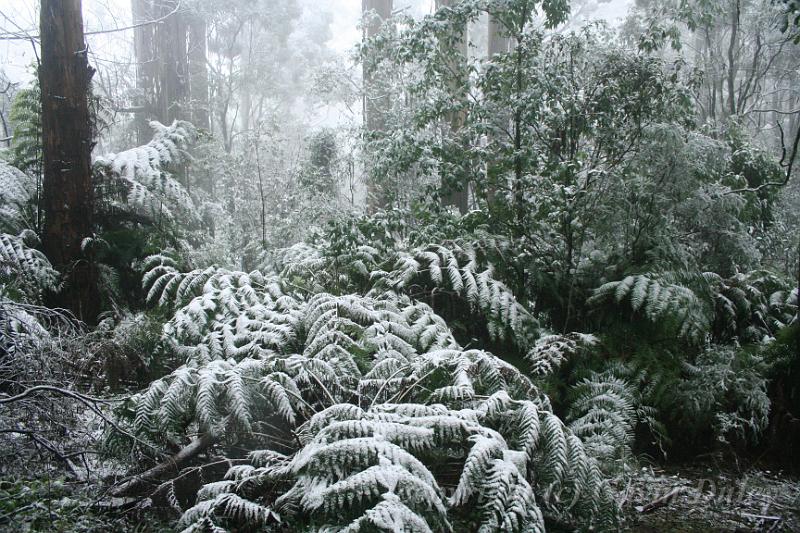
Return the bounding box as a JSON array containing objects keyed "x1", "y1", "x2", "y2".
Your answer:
[
  {"x1": 132, "y1": 0, "x2": 192, "y2": 132},
  {"x1": 362, "y1": 0, "x2": 392, "y2": 213},
  {"x1": 39, "y1": 0, "x2": 99, "y2": 322}
]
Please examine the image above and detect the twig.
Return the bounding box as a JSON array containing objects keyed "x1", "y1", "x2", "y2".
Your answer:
[
  {"x1": 0, "y1": 1, "x2": 183, "y2": 41},
  {"x1": 635, "y1": 487, "x2": 688, "y2": 514}
]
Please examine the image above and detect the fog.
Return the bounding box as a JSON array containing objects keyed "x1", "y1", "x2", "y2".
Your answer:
[{"x1": 0, "y1": 1, "x2": 798, "y2": 532}]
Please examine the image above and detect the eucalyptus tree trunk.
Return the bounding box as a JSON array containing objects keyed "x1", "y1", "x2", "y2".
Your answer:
[
  {"x1": 488, "y1": 11, "x2": 510, "y2": 56},
  {"x1": 188, "y1": 11, "x2": 210, "y2": 132},
  {"x1": 132, "y1": 0, "x2": 156, "y2": 145},
  {"x1": 132, "y1": 0, "x2": 191, "y2": 130},
  {"x1": 485, "y1": 10, "x2": 510, "y2": 207},
  {"x1": 436, "y1": 0, "x2": 469, "y2": 214},
  {"x1": 727, "y1": 0, "x2": 740, "y2": 116},
  {"x1": 39, "y1": 0, "x2": 99, "y2": 322},
  {"x1": 362, "y1": 0, "x2": 392, "y2": 213}
]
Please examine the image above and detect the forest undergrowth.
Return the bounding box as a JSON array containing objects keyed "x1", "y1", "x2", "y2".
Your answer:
[{"x1": 1, "y1": 0, "x2": 800, "y2": 531}]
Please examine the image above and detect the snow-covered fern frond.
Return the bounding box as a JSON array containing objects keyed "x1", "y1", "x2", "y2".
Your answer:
[
  {"x1": 588, "y1": 274, "x2": 711, "y2": 342},
  {"x1": 94, "y1": 120, "x2": 197, "y2": 224},
  {"x1": 0, "y1": 230, "x2": 59, "y2": 301},
  {"x1": 769, "y1": 287, "x2": 798, "y2": 329},
  {"x1": 181, "y1": 396, "x2": 614, "y2": 532},
  {"x1": 132, "y1": 253, "x2": 614, "y2": 532},
  {"x1": 567, "y1": 373, "x2": 639, "y2": 467},
  {"x1": 133, "y1": 357, "x2": 300, "y2": 442},
  {"x1": 0, "y1": 161, "x2": 37, "y2": 233},
  {"x1": 525, "y1": 332, "x2": 598, "y2": 376},
  {"x1": 706, "y1": 270, "x2": 795, "y2": 342},
  {"x1": 8, "y1": 84, "x2": 42, "y2": 177},
  {"x1": 378, "y1": 243, "x2": 538, "y2": 348}
]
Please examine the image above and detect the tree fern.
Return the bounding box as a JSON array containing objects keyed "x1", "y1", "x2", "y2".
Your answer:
[
  {"x1": 566, "y1": 372, "x2": 656, "y2": 468},
  {"x1": 179, "y1": 397, "x2": 613, "y2": 532},
  {"x1": 377, "y1": 243, "x2": 539, "y2": 348},
  {"x1": 0, "y1": 230, "x2": 59, "y2": 301},
  {"x1": 8, "y1": 84, "x2": 42, "y2": 178},
  {"x1": 588, "y1": 274, "x2": 711, "y2": 342},
  {"x1": 94, "y1": 121, "x2": 197, "y2": 224},
  {"x1": 128, "y1": 253, "x2": 616, "y2": 532},
  {"x1": 589, "y1": 271, "x2": 796, "y2": 345},
  {"x1": 525, "y1": 332, "x2": 598, "y2": 376},
  {"x1": 0, "y1": 160, "x2": 37, "y2": 233}
]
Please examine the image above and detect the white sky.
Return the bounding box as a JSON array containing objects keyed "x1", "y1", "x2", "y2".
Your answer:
[{"x1": 0, "y1": 0, "x2": 633, "y2": 86}]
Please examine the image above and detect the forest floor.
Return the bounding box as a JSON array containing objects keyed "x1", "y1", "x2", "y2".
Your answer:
[{"x1": 617, "y1": 460, "x2": 800, "y2": 532}]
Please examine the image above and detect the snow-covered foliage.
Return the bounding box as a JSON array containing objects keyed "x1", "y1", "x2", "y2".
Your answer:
[
  {"x1": 566, "y1": 371, "x2": 662, "y2": 468},
  {"x1": 177, "y1": 394, "x2": 613, "y2": 532},
  {"x1": 587, "y1": 272, "x2": 796, "y2": 344},
  {"x1": 677, "y1": 346, "x2": 772, "y2": 444},
  {"x1": 0, "y1": 160, "x2": 37, "y2": 233},
  {"x1": 526, "y1": 333, "x2": 598, "y2": 376},
  {"x1": 0, "y1": 230, "x2": 59, "y2": 301},
  {"x1": 94, "y1": 120, "x2": 197, "y2": 224},
  {"x1": 127, "y1": 246, "x2": 616, "y2": 531},
  {"x1": 269, "y1": 239, "x2": 538, "y2": 349}
]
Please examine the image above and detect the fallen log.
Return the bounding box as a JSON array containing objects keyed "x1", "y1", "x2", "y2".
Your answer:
[{"x1": 110, "y1": 433, "x2": 216, "y2": 497}]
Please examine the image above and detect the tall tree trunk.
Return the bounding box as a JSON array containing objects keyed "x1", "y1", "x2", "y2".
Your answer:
[
  {"x1": 727, "y1": 0, "x2": 740, "y2": 116},
  {"x1": 39, "y1": 0, "x2": 99, "y2": 322},
  {"x1": 161, "y1": 0, "x2": 189, "y2": 124},
  {"x1": 132, "y1": 0, "x2": 156, "y2": 144},
  {"x1": 362, "y1": 0, "x2": 392, "y2": 213},
  {"x1": 436, "y1": 0, "x2": 469, "y2": 214},
  {"x1": 488, "y1": 12, "x2": 510, "y2": 57},
  {"x1": 485, "y1": 11, "x2": 510, "y2": 209},
  {"x1": 188, "y1": 12, "x2": 210, "y2": 132},
  {"x1": 133, "y1": 0, "x2": 191, "y2": 129}
]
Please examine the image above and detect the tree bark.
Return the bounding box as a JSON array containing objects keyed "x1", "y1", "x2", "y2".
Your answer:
[
  {"x1": 110, "y1": 433, "x2": 216, "y2": 497},
  {"x1": 488, "y1": 12, "x2": 510, "y2": 57},
  {"x1": 436, "y1": 0, "x2": 469, "y2": 214},
  {"x1": 132, "y1": 0, "x2": 191, "y2": 128},
  {"x1": 188, "y1": 11, "x2": 210, "y2": 132},
  {"x1": 362, "y1": 0, "x2": 393, "y2": 213},
  {"x1": 132, "y1": 0, "x2": 157, "y2": 145},
  {"x1": 727, "y1": 0, "x2": 740, "y2": 116},
  {"x1": 39, "y1": 0, "x2": 99, "y2": 323}
]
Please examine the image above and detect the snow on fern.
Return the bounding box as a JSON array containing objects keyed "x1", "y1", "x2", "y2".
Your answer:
[
  {"x1": 179, "y1": 398, "x2": 613, "y2": 532},
  {"x1": 0, "y1": 230, "x2": 59, "y2": 300},
  {"x1": 0, "y1": 160, "x2": 37, "y2": 233},
  {"x1": 526, "y1": 332, "x2": 598, "y2": 376},
  {"x1": 94, "y1": 120, "x2": 197, "y2": 223},
  {"x1": 131, "y1": 251, "x2": 616, "y2": 532},
  {"x1": 588, "y1": 274, "x2": 711, "y2": 342},
  {"x1": 589, "y1": 272, "x2": 797, "y2": 344}
]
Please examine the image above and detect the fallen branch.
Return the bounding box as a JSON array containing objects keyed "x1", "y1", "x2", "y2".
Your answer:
[
  {"x1": 741, "y1": 512, "x2": 781, "y2": 521},
  {"x1": 635, "y1": 487, "x2": 688, "y2": 514},
  {"x1": 110, "y1": 433, "x2": 216, "y2": 497}
]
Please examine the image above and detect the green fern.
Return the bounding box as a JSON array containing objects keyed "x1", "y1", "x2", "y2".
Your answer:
[
  {"x1": 588, "y1": 274, "x2": 711, "y2": 342},
  {"x1": 8, "y1": 84, "x2": 42, "y2": 178},
  {"x1": 0, "y1": 230, "x2": 59, "y2": 301},
  {"x1": 94, "y1": 121, "x2": 197, "y2": 225},
  {"x1": 129, "y1": 254, "x2": 616, "y2": 532}
]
